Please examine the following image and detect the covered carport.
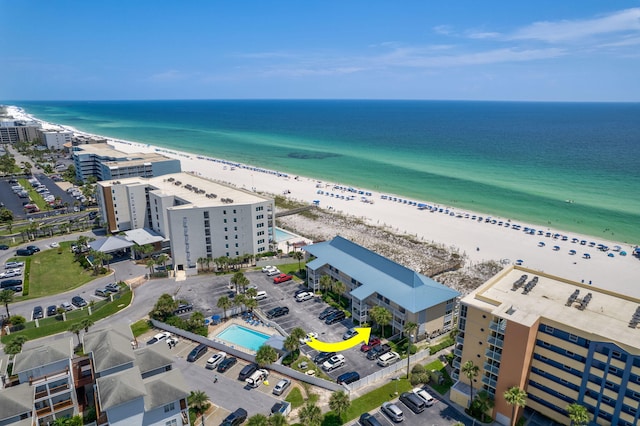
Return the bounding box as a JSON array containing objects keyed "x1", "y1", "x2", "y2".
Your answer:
[{"x1": 88, "y1": 236, "x2": 135, "y2": 262}]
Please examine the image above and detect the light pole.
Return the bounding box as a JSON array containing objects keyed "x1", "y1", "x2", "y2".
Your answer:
[{"x1": 406, "y1": 334, "x2": 414, "y2": 379}]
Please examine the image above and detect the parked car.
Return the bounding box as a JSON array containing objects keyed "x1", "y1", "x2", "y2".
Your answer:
[
  {"x1": 187, "y1": 344, "x2": 208, "y2": 362},
  {"x1": 252, "y1": 290, "x2": 268, "y2": 301},
  {"x1": 262, "y1": 265, "x2": 277, "y2": 273},
  {"x1": 272, "y1": 378, "x2": 291, "y2": 395},
  {"x1": 95, "y1": 288, "x2": 109, "y2": 297},
  {"x1": 105, "y1": 282, "x2": 120, "y2": 293},
  {"x1": 412, "y1": 387, "x2": 435, "y2": 406},
  {"x1": 361, "y1": 337, "x2": 381, "y2": 352},
  {"x1": 5, "y1": 286, "x2": 22, "y2": 292},
  {"x1": 381, "y1": 402, "x2": 404, "y2": 422},
  {"x1": 26, "y1": 245, "x2": 40, "y2": 253},
  {"x1": 0, "y1": 244, "x2": 9, "y2": 250},
  {"x1": 377, "y1": 351, "x2": 400, "y2": 367},
  {"x1": 60, "y1": 302, "x2": 73, "y2": 311},
  {"x1": 313, "y1": 352, "x2": 336, "y2": 364},
  {"x1": 342, "y1": 328, "x2": 359, "y2": 340},
  {"x1": 266, "y1": 268, "x2": 281, "y2": 276},
  {"x1": 4, "y1": 261, "x2": 24, "y2": 269},
  {"x1": 238, "y1": 363, "x2": 258, "y2": 381},
  {"x1": 49, "y1": 242, "x2": 60, "y2": 248},
  {"x1": 16, "y1": 248, "x2": 35, "y2": 256},
  {"x1": 221, "y1": 408, "x2": 248, "y2": 426},
  {"x1": 266, "y1": 306, "x2": 289, "y2": 319},
  {"x1": 325, "y1": 310, "x2": 346, "y2": 325},
  {"x1": 46, "y1": 305, "x2": 58, "y2": 317},
  {"x1": 367, "y1": 344, "x2": 391, "y2": 360},
  {"x1": 318, "y1": 306, "x2": 339, "y2": 320},
  {"x1": 1, "y1": 279, "x2": 23, "y2": 288},
  {"x1": 359, "y1": 413, "x2": 383, "y2": 426},
  {"x1": 337, "y1": 371, "x2": 360, "y2": 385},
  {"x1": 217, "y1": 357, "x2": 238, "y2": 373},
  {"x1": 294, "y1": 288, "x2": 310, "y2": 296},
  {"x1": 71, "y1": 296, "x2": 87, "y2": 307},
  {"x1": 299, "y1": 332, "x2": 318, "y2": 345},
  {"x1": 399, "y1": 392, "x2": 426, "y2": 414},
  {"x1": 322, "y1": 354, "x2": 345, "y2": 371},
  {"x1": 273, "y1": 273, "x2": 293, "y2": 284},
  {"x1": 173, "y1": 303, "x2": 193, "y2": 315},
  {"x1": 33, "y1": 306, "x2": 44, "y2": 320},
  {"x1": 147, "y1": 332, "x2": 171, "y2": 345},
  {"x1": 295, "y1": 291, "x2": 314, "y2": 302},
  {"x1": 205, "y1": 351, "x2": 227, "y2": 370}
]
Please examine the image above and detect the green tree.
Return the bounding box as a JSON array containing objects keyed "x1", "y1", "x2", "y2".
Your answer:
[
  {"x1": 566, "y1": 403, "x2": 590, "y2": 426},
  {"x1": 283, "y1": 334, "x2": 300, "y2": 355},
  {"x1": 68, "y1": 322, "x2": 84, "y2": 347},
  {"x1": 369, "y1": 305, "x2": 392, "y2": 336},
  {"x1": 245, "y1": 288, "x2": 258, "y2": 299},
  {"x1": 471, "y1": 390, "x2": 495, "y2": 419},
  {"x1": 290, "y1": 327, "x2": 306, "y2": 342},
  {"x1": 217, "y1": 296, "x2": 232, "y2": 320},
  {"x1": 156, "y1": 254, "x2": 170, "y2": 273},
  {"x1": 247, "y1": 414, "x2": 269, "y2": 426},
  {"x1": 188, "y1": 390, "x2": 210, "y2": 425},
  {"x1": 0, "y1": 207, "x2": 13, "y2": 222},
  {"x1": 403, "y1": 321, "x2": 418, "y2": 340},
  {"x1": 329, "y1": 390, "x2": 351, "y2": 420},
  {"x1": 0, "y1": 289, "x2": 14, "y2": 319},
  {"x1": 267, "y1": 413, "x2": 288, "y2": 426},
  {"x1": 255, "y1": 344, "x2": 278, "y2": 367},
  {"x1": 80, "y1": 318, "x2": 94, "y2": 333},
  {"x1": 244, "y1": 297, "x2": 258, "y2": 313},
  {"x1": 146, "y1": 258, "x2": 156, "y2": 276},
  {"x1": 503, "y1": 386, "x2": 527, "y2": 426},
  {"x1": 462, "y1": 360, "x2": 480, "y2": 407},
  {"x1": 4, "y1": 335, "x2": 28, "y2": 355},
  {"x1": 298, "y1": 401, "x2": 322, "y2": 426},
  {"x1": 230, "y1": 271, "x2": 246, "y2": 294},
  {"x1": 292, "y1": 250, "x2": 304, "y2": 272},
  {"x1": 233, "y1": 294, "x2": 247, "y2": 314},
  {"x1": 319, "y1": 274, "x2": 333, "y2": 294},
  {"x1": 10, "y1": 315, "x2": 26, "y2": 329},
  {"x1": 150, "y1": 294, "x2": 178, "y2": 321},
  {"x1": 332, "y1": 280, "x2": 346, "y2": 297}
]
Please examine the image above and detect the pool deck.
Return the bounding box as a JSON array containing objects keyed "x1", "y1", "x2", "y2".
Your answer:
[{"x1": 207, "y1": 317, "x2": 281, "y2": 354}]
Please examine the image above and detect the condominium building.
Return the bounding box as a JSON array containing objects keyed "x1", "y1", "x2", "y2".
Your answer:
[
  {"x1": 0, "y1": 120, "x2": 40, "y2": 144},
  {"x1": 304, "y1": 236, "x2": 460, "y2": 338},
  {"x1": 451, "y1": 265, "x2": 640, "y2": 426},
  {"x1": 38, "y1": 130, "x2": 72, "y2": 150},
  {"x1": 96, "y1": 172, "x2": 274, "y2": 272},
  {"x1": 72, "y1": 143, "x2": 181, "y2": 182}
]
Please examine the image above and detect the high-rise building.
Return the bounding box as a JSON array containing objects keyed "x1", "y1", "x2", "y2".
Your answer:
[{"x1": 451, "y1": 266, "x2": 640, "y2": 426}]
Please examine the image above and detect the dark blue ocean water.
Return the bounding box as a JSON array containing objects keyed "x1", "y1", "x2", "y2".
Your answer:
[{"x1": 13, "y1": 100, "x2": 640, "y2": 243}]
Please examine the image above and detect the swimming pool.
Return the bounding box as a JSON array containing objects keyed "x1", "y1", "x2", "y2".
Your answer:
[
  {"x1": 216, "y1": 324, "x2": 271, "y2": 352},
  {"x1": 275, "y1": 228, "x2": 297, "y2": 242}
]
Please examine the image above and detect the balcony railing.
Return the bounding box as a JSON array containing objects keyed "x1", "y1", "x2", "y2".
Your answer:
[
  {"x1": 488, "y1": 336, "x2": 504, "y2": 348},
  {"x1": 485, "y1": 349, "x2": 502, "y2": 362},
  {"x1": 482, "y1": 375, "x2": 498, "y2": 388},
  {"x1": 483, "y1": 362, "x2": 500, "y2": 376},
  {"x1": 489, "y1": 321, "x2": 506, "y2": 333}
]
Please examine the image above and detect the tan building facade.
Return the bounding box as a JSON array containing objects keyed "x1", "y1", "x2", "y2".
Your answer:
[{"x1": 451, "y1": 266, "x2": 640, "y2": 426}]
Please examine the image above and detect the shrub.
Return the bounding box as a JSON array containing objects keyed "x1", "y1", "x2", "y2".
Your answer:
[
  {"x1": 428, "y1": 336, "x2": 455, "y2": 354},
  {"x1": 408, "y1": 344, "x2": 417, "y2": 355},
  {"x1": 410, "y1": 372, "x2": 430, "y2": 386},
  {"x1": 10, "y1": 315, "x2": 26, "y2": 330},
  {"x1": 411, "y1": 364, "x2": 425, "y2": 375}
]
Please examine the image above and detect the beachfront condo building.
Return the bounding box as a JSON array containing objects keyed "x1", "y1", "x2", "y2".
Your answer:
[
  {"x1": 450, "y1": 265, "x2": 640, "y2": 426},
  {"x1": 72, "y1": 143, "x2": 181, "y2": 183},
  {"x1": 0, "y1": 120, "x2": 41, "y2": 144},
  {"x1": 39, "y1": 130, "x2": 72, "y2": 150},
  {"x1": 304, "y1": 236, "x2": 460, "y2": 339},
  {"x1": 96, "y1": 172, "x2": 274, "y2": 272}
]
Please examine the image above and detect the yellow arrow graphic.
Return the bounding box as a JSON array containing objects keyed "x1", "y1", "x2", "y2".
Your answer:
[{"x1": 306, "y1": 327, "x2": 371, "y2": 353}]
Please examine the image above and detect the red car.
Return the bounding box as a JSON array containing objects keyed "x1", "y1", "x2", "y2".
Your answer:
[
  {"x1": 360, "y1": 337, "x2": 381, "y2": 352},
  {"x1": 273, "y1": 273, "x2": 293, "y2": 284}
]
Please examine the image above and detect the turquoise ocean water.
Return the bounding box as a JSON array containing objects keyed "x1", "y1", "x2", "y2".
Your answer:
[{"x1": 13, "y1": 100, "x2": 640, "y2": 244}]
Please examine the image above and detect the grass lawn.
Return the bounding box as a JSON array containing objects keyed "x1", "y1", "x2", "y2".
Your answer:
[
  {"x1": 1, "y1": 290, "x2": 132, "y2": 344},
  {"x1": 285, "y1": 387, "x2": 305, "y2": 408},
  {"x1": 20, "y1": 242, "x2": 97, "y2": 300},
  {"x1": 131, "y1": 319, "x2": 151, "y2": 337},
  {"x1": 424, "y1": 359, "x2": 454, "y2": 394},
  {"x1": 343, "y1": 378, "x2": 413, "y2": 422},
  {"x1": 18, "y1": 178, "x2": 48, "y2": 211}
]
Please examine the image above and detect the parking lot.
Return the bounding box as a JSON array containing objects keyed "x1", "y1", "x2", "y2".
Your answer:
[{"x1": 351, "y1": 396, "x2": 473, "y2": 426}]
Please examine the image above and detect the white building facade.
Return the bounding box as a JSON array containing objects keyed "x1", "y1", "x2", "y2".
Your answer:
[{"x1": 96, "y1": 173, "x2": 274, "y2": 272}]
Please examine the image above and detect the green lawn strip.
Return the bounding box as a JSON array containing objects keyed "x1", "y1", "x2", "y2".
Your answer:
[
  {"x1": 423, "y1": 359, "x2": 454, "y2": 394},
  {"x1": 285, "y1": 387, "x2": 305, "y2": 408},
  {"x1": 18, "y1": 178, "x2": 47, "y2": 210},
  {"x1": 343, "y1": 378, "x2": 413, "y2": 422},
  {"x1": 20, "y1": 242, "x2": 96, "y2": 300},
  {"x1": 131, "y1": 319, "x2": 151, "y2": 337},
  {"x1": 1, "y1": 290, "x2": 132, "y2": 344}
]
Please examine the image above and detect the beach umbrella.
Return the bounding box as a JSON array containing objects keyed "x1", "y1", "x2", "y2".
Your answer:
[{"x1": 620, "y1": 251, "x2": 627, "y2": 256}]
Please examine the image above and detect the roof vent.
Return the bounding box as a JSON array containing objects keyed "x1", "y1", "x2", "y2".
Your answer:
[{"x1": 566, "y1": 289, "x2": 580, "y2": 306}]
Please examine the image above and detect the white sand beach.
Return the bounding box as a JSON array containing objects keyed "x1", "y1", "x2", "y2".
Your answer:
[{"x1": 7, "y1": 106, "x2": 640, "y2": 298}]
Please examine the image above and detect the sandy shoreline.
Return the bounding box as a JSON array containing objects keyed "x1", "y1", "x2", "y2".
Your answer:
[{"x1": 7, "y1": 106, "x2": 640, "y2": 298}]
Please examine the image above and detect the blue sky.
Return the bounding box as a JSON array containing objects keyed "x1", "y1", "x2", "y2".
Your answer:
[{"x1": 2, "y1": 1, "x2": 639, "y2": 101}]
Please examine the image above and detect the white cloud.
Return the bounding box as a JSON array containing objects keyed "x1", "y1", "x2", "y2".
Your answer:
[
  {"x1": 433, "y1": 25, "x2": 454, "y2": 35},
  {"x1": 148, "y1": 70, "x2": 188, "y2": 81},
  {"x1": 509, "y1": 7, "x2": 640, "y2": 43},
  {"x1": 467, "y1": 31, "x2": 501, "y2": 40}
]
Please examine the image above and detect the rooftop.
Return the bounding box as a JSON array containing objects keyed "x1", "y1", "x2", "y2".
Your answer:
[
  {"x1": 13, "y1": 338, "x2": 72, "y2": 376},
  {"x1": 464, "y1": 265, "x2": 640, "y2": 351},
  {"x1": 0, "y1": 383, "x2": 33, "y2": 422},
  {"x1": 96, "y1": 366, "x2": 147, "y2": 412},
  {"x1": 143, "y1": 368, "x2": 190, "y2": 411},
  {"x1": 101, "y1": 172, "x2": 272, "y2": 209},
  {"x1": 134, "y1": 343, "x2": 174, "y2": 376},
  {"x1": 305, "y1": 236, "x2": 460, "y2": 313},
  {"x1": 84, "y1": 324, "x2": 135, "y2": 374}
]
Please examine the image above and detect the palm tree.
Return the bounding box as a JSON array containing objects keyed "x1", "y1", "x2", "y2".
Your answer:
[
  {"x1": 283, "y1": 334, "x2": 300, "y2": 355},
  {"x1": 292, "y1": 250, "x2": 304, "y2": 273},
  {"x1": 403, "y1": 321, "x2": 418, "y2": 340},
  {"x1": 0, "y1": 289, "x2": 14, "y2": 319},
  {"x1": 255, "y1": 344, "x2": 278, "y2": 367},
  {"x1": 217, "y1": 296, "x2": 232, "y2": 320},
  {"x1": 197, "y1": 257, "x2": 206, "y2": 272},
  {"x1": 245, "y1": 288, "x2": 258, "y2": 299},
  {"x1": 233, "y1": 294, "x2": 247, "y2": 314},
  {"x1": 298, "y1": 401, "x2": 322, "y2": 426},
  {"x1": 369, "y1": 305, "x2": 392, "y2": 337},
  {"x1": 329, "y1": 390, "x2": 351, "y2": 420},
  {"x1": 80, "y1": 318, "x2": 94, "y2": 333},
  {"x1": 146, "y1": 258, "x2": 156, "y2": 276},
  {"x1": 188, "y1": 390, "x2": 210, "y2": 425},
  {"x1": 230, "y1": 271, "x2": 245, "y2": 294},
  {"x1": 503, "y1": 386, "x2": 527, "y2": 426},
  {"x1": 473, "y1": 390, "x2": 495, "y2": 419},
  {"x1": 140, "y1": 244, "x2": 154, "y2": 259},
  {"x1": 566, "y1": 403, "x2": 590, "y2": 426},
  {"x1": 267, "y1": 413, "x2": 288, "y2": 426},
  {"x1": 290, "y1": 327, "x2": 306, "y2": 342},
  {"x1": 247, "y1": 414, "x2": 269, "y2": 426},
  {"x1": 319, "y1": 274, "x2": 333, "y2": 295},
  {"x1": 244, "y1": 297, "x2": 258, "y2": 313},
  {"x1": 157, "y1": 254, "x2": 169, "y2": 272},
  {"x1": 462, "y1": 360, "x2": 480, "y2": 407},
  {"x1": 68, "y1": 322, "x2": 84, "y2": 347}
]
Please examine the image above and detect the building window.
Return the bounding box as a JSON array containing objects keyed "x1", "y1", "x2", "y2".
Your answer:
[
  {"x1": 233, "y1": 218, "x2": 237, "y2": 222},
  {"x1": 235, "y1": 243, "x2": 238, "y2": 248},
  {"x1": 612, "y1": 350, "x2": 622, "y2": 359},
  {"x1": 224, "y1": 219, "x2": 227, "y2": 223},
  {"x1": 545, "y1": 325, "x2": 554, "y2": 334},
  {"x1": 166, "y1": 420, "x2": 177, "y2": 426},
  {"x1": 256, "y1": 214, "x2": 264, "y2": 220},
  {"x1": 233, "y1": 209, "x2": 237, "y2": 214},
  {"x1": 568, "y1": 334, "x2": 578, "y2": 342},
  {"x1": 204, "y1": 211, "x2": 209, "y2": 219},
  {"x1": 223, "y1": 210, "x2": 226, "y2": 214},
  {"x1": 164, "y1": 402, "x2": 175, "y2": 413}
]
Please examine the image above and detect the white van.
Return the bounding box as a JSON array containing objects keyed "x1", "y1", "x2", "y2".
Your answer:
[
  {"x1": 245, "y1": 368, "x2": 269, "y2": 388},
  {"x1": 253, "y1": 291, "x2": 267, "y2": 301},
  {"x1": 377, "y1": 351, "x2": 400, "y2": 367}
]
